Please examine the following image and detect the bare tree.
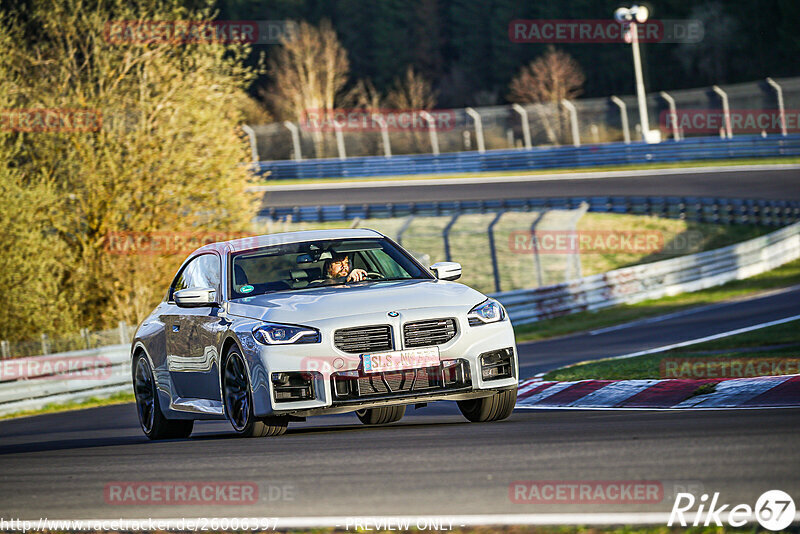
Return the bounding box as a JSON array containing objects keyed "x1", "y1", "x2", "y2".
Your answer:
[
  {"x1": 508, "y1": 47, "x2": 585, "y2": 145},
  {"x1": 386, "y1": 66, "x2": 436, "y2": 154},
  {"x1": 267, "y1": 20, "x2": 350, "y2": 157}
]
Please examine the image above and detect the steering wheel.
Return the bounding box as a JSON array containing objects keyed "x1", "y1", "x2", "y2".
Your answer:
[{"x1": 365, "y1": 272, "x2": 383, "y2": 280}]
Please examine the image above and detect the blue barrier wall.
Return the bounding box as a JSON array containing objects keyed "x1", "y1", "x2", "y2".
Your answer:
[
  {"x1": 257, "y1": 135, "x2": 800, "y2": 181},
  {"x1": 260, "y1": 196, "x2": 800, "y2": 226}
]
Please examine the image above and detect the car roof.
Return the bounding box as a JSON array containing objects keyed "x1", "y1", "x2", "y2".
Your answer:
[{"x1": 195, "y1": 228, "x2": 386, "y2": 254}]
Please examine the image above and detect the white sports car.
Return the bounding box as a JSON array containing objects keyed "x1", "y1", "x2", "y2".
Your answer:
[{"x1": 131, "y1": 229, "x2": 518, "y2": 439}]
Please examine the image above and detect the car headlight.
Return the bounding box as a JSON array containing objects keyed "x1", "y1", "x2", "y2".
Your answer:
[
  {"x1": 468, "y1": 298, "x2": 506, "y2": 326},
  {"x1": 253, "y1": 323, "x2": 320, "y2": 345}
]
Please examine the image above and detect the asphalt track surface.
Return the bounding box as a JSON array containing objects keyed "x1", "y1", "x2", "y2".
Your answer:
[
  {"x1": 258, "y1": 166, "x2": 800, "y2": 208},
  {"x1": 1, "y1": 287, "x2": 798, "y2": 520}
]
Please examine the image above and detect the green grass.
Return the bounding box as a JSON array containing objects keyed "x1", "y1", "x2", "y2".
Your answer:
[
  {"x1": 256, "y1": 156, "x2": 800, "y2": 186},
  {"x1": 515, "y1": 256, "x2": 800, "y2": 344},
  {"x1": 542, "y1": 318, "x2": 800, "y2": 382},
  {"x1": 0, "y1": 391, "x2": 133, "y2": 420}
]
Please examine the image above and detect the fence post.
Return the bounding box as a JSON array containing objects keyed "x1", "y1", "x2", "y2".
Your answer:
[
  {"x1": 530, "y1": 211, "x2": 546, "y2": 287},
  {"x1": 610, "y1": 96, "x2": 631, "y2": 144},
  {"x1": 1, "y1": 340, "x2": 9, "y2": 359},
  {"x1": 241, "y1": 124, "x2": 260, "y2": 162},
  {"x1": 333, "y1": 120, "x2": 347, "y2": 160},
  {"x1": 41, "y1": 333, "x2": 50, "y2": 355},
  {"x1": 511, "y1": 104, "x2": 532, "y2": 149},
  {"x1": 81, "y1": 328, "x2": 91, "y2": 350},
  {"x1": 487, "y1": 212, "x2": 505, "y2": 293},
  {"x1": 396, "y1": 215, "x2": 415, "y2": 247},
  {"x1": 118, "y1": 321, "x2": 128, "y2": 345},
  {"x1": 561, "y1": 99, "x2": 580, "y2": 147},
  {"x1": 442, "y1": 214, "x2": 460, "y2": 262},
  {"x1": 712, "y1": 85, "x2": 732, "y2": 139},
  {"x1": 375, "y1": 114, "x2": 392, "y2": 157},
  {"x1": 465, "y1": 107, "x2": 486, "y2": 153},
  {"x1": 283, "y1": 121, "x2": 303, "y2": 161},
  {"x1": 420, "y1": 111, "x2": 440, "y2": 156},
  {"x1": 659, "y1": 91, "x2": 681, "y2": 141},
  {"x1": 765, "y1": 78, "x2": 787, "y2": 137}
]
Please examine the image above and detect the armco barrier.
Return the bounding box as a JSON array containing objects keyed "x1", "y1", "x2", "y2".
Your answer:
[
  {"x1": 257, "y1": 134, "x2": 800, "y2": 180},
  {"x1": 261, "y1": 196, "x2": 800, "y2": 226},
  {"x1": 494, "y1": 221, "x2": 800, "y2": 325},
  {"x1": 1, "y1": 223, "x2": 798, "y2": 416},
  {"x1": 0, "y1": 345, "x2": 130, "y2": 416}
]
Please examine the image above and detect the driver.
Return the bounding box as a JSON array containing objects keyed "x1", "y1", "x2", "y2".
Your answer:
[{"x1": 324, "y1": 253, "x2": 368, "y2": 283}]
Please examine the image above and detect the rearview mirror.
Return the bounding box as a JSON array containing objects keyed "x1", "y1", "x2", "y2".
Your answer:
[
  {"x1": 430, "y1": 262, "x2": 461, "y2": 281},
  {"x1": 174, "y1": 287, "x2": 219, "y2": 308}
]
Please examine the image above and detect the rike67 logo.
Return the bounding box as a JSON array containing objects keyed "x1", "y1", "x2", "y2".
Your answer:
[{"x1": 669, "y1": 490, "x2": 796, "y2": 530}]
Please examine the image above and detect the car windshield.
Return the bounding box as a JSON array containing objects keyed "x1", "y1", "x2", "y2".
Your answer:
[{"x1": 230, "y1": 238, "x2": 430, "y2": 298}]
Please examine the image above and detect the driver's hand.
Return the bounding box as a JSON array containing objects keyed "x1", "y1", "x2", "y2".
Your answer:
[{"x1": 347, "y1": 268, "x2": 368, "y2": 282}]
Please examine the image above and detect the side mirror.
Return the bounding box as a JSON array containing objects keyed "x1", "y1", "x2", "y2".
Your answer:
[
  {"x1": 174, "y1": 287, "x2": 219, "y2": 308},
  {"x1": 430, "y1": 262, "x2": 462, "y2": 281}
]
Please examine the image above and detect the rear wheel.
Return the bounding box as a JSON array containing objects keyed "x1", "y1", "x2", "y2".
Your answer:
[
  {"x1": 457, "y1": 388, "x2": 517, "y2": 423},
  {"x1": 355, "y1": 405, "x2": 406, "y2": 425},
  {"x1": 133, "y1": 355, "x2": 193, "y2": 440},
  {"x1": 223, "y1": 349, "x2": 288, "y2": 437}
]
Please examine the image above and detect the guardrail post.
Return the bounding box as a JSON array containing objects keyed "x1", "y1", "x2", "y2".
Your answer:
[
  {"x1": 0, "y1": 340, "x2": 9, "y2": 359},
  {"x1": 711, "y1": 86, "x2": 732, "y2": 139},
  {"x1": 487, "y1": 211, "x2": 505, "y2": 293},
  {"x1": 511, "y1": 104, "x2": 532, "y2": 149},
  {"x1": 530, "y1": 211, "x2": 546, "y2": 287},
  {"x1": 561, "y1": 100, "x2": 580, "y2": 147},
  {"x1": 40, "y1": 333, "x2": 50, "y2": 355},
  {"x1": 283, "y1": 121, "x2": 303, "y2": 161},
  {"x1": 765, "y1": 78, "x2": 787, "y2": 137},
  {"x1": 420, "y1": 111, "x2": 440, "y2": 156},
  {"x1": 610, "y1": 96, "x2": 630, "y2": 144},
  {"x1": 118, "y1": 321, "x2": 128, "y2": 345},
  {"x1": 659, "y1": 91, "x2": 681, "y2": 141},
  {"x1": 442, "y1": 214, "x2": 460, "y2": 262},
  {"x1": 465, "y1": 107, "x2": 485, "y2": 153}
]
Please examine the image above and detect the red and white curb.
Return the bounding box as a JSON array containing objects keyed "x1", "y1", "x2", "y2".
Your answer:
[{"x1": 515, "y1": 374, "x2": 800, "y2": 409}]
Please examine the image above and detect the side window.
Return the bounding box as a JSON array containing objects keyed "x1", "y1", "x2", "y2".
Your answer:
[{"x1": 170, "y1": 254, "x2": 221, "y2": 299}]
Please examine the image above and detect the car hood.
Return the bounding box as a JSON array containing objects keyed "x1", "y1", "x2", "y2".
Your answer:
[{"x1": 227, "y1": 279, "x2": 486, "y2": 324}]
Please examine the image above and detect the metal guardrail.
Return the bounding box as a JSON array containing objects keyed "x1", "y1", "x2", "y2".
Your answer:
[
  {"x1": 495, "y1": 221, "x2": 800, "y2": 325},
  {"x1": 0, "y1": 346, "x2": 130, "y2": 416},
  {"x1": 257, "y1": 134, "x2": 800, "y2": 181},
  {"x1": 261, "y1": 196, "x2": 800, "y2": 226},
  {"x1": 2, "y1": 222, "x2": 799, "y2": 416}
]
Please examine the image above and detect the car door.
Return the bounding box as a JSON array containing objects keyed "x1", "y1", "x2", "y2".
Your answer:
[{"x1": 164, "y1": 253, "x2": 225, "y2": 401}]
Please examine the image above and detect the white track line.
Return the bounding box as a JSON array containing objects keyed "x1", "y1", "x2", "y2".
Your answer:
[
  {"x1": 250, "y1": 163, "x2": 800, "y2": 192},
  {"x1": 604, "y1": 313, "x2": 800, "y2": 361}
]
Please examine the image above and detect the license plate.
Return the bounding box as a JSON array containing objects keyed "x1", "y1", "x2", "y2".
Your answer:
[{"x1": 362, "y1": 347, "x2": 440, "y2": 374}]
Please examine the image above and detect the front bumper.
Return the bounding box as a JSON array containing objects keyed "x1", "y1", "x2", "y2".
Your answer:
[{"x1": 249, "y1": 309, "x2": 518, "y2": 418}]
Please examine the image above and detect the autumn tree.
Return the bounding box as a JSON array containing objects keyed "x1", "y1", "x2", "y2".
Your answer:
[{"x1": 508, "y1": 47, "x2": 585, "y2": 145}]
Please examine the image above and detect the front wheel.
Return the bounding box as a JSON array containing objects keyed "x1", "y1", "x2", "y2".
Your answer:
[
  {"x1": 457, "y1": 388, "x2": 517, "y2": 423},
  {"x1": 222, "y1": 349, "x2": 288, "y2": 437},
  {"x1": 133, "y1": 355, "x2": 193, "y2": 440},
  {"x1": 355, "y1": 405, "x2": 405, "y2": 425}
]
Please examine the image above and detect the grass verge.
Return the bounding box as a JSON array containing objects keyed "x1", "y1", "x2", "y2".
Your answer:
[
  {"x1": 515, "y1": 257, "x2": 800, "y2": 345},
  {"x1": 256, "y1": 156, "x2": 800, "y2": 186},
  {"x1": 0, "y1": 391, "x2": 133, "y2": 421},
  {"x1": 542, "y1": 318, "x2": 800, "y2": 382}
]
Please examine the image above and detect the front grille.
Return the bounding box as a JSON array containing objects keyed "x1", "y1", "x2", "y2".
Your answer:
[
  {"x1": 331, "y1": 360, "x2": 472, "y2": 401},
  {"x1": 334, "y1": 325, "x2": 393, "y2": 354},
  {"x1": 356, "y1": 367, "x2": 439, "y2": 396},
  {"x1": 403, "y1": 318, "x2": 457, "y2": 348}
]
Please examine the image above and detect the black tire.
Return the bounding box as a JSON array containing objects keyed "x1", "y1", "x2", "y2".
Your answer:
[
  {"x1": 133, "y1": 354, "x2": 194, "y2": 440},
  {"x1": 222, "y1": 348, "x2": 288, "y2": 437},
  {"x1": 457, "y1": 388, "x2": 517, "y2": 423},
  {"x1": 355, "y1": 405, "x2": 406, "y2": 425}
]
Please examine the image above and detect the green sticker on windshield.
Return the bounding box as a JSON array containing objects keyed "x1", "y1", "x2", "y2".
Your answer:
[{"x1": 240, "y1": 284, "x2": 254, "y2": 294}]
